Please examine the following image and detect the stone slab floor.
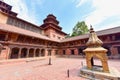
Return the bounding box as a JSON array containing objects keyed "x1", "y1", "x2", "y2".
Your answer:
[{"x1": 0, "y1": 58, "x2": 119, "y2": 80}]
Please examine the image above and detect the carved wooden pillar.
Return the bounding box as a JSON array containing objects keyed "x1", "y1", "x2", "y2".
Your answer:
[
  {"x1": 18, "y1": 48, "x2": 22, "y2": 58},
  {"x1": 26, "y1": 48, "x2": 29, "y2": 58},
  {"x1": 6, "y1": 47, "x2": 11, "y2": 59},
  {"x1": 39, "y1": 49, "x2": 41, "y2": 57},
  {"x1": 33, "y1": 49, "x2": 36, "y2": 57},
  {"x1": 8, "y1": 47, "x2": 12, "y2": 59}
]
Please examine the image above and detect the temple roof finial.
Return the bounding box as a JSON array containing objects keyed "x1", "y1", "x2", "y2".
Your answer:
[
  {"x1": 90, "y1": 25, "x2": 94, "y2": 33},
  {"x1": 86, "y1": 25, "x2": 103, "y2": 47}
]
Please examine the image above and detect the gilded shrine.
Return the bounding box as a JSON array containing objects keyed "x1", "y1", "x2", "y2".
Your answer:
[
  {"x1": 80, "y1": 26, "x2": 120, "y2": 80},
  {"x1": 83, "y1": 26, "x2": 109, "y2": 72}
]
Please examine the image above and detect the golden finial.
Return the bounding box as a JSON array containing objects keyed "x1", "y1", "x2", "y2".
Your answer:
[{"x1": 90, "y1": 25, "x2": 94, "y2": 33}]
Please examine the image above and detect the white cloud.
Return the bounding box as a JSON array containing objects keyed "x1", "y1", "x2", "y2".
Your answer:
[
  {"x1": 95, "y1": 20, "x2": 120, "y2": 31},
  {"x1": 84, "y1": 0, "x2": 120, "y2": 30},
  {"x1": 4, "y1": 0, "x2": 39, "y2": 25},
  {"x1": 73, "y1": 0, "x2": 88, "y2": 7},
  {"x1": 76, "y1": 0, "x2": 88, "y2": 7}
]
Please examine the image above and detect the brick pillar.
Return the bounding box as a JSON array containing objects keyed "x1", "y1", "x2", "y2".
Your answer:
[
  {"x1": 7, "y1": 47, "x2": 11, "y2": 59},
  {"x1": 39, "y1": 49, "x2": 41, "y2": 57},
  {"x1": 74, "y1": 48, "x2": 78, "y2": 55},
  {"x1": 66, "y1": 49, "x2": 70, "y2": 55},
  {"x1": 0, "y1": 46, "x2": 11, "y2": 59},
  {"x1": 51, "y1": 49, "x2": 55, "y2": 56},
  {"x1": 26, "y1": 48, "x2": 29, "y2": 58},
  {"x1": 45, "y1": 49, "x2": 48, "y2": 56},
  {"x1": 33, "y1": 49, "x2": 36, "y2": 57},
  {"x1": 58, "y1": 49, "x2": 62, "y2": 55},
  {"x1": 18, "y1": 48, "x2": 22, "y2": 58},
  {"x1": 110, "y1": 46, "x2": 118, "y2": 55}
]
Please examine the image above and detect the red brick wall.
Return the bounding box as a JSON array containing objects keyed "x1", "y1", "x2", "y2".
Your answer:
[
  {"x1": 51, "y1": 49, "x2": 55, "y2": 56},
  {"x1": 66, "y1": 49, "x2": 70, "y2": 55},
  {"x1": 0, "y1": 46, "x2": 10, "y2": 59},
  {"x1": 74, "y1": 48, "x2": 78, "y2": 55},
  {"x1": 44, "y1": 28, "x2": 66, "y2": 40},
  {"x1": 110, "y1": 46, "x2": 118, "y2": 55}
]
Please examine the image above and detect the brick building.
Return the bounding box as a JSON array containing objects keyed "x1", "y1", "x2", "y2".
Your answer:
[{"x1": 0, "y1": 1, "x2": 120, "y2": 60}]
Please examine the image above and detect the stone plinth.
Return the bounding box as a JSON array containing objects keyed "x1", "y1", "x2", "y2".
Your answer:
[
  {"x1": 80, "y1": 66, "x2": 120, "y2": 80},
  {"x1": 84, "y1": 47, "x2": 109, "y2": 72}
]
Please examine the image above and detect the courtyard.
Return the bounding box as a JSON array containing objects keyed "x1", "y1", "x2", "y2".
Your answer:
[{"x1": 0, "y1": 57, "x2": 120, "y2": 80}]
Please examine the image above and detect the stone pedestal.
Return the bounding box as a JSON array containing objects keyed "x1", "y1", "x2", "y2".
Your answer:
[
  {"x1": 80, "y1": 66, "x2": 120, "y2": 80},
  {"x1": 84, "y1": 47, "x2": 109, "y2": 72}
]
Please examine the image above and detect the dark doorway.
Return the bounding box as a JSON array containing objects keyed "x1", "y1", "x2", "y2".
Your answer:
[
  {"x1": 10, "y1": 47, "x2": 19, "y2": 59},
  {"x1": 117, "y1": 46, "x2": 120, "y2": 54},
  {"x1": 21, "y1": 48, "x2": 27, "y2": 58},
  {"x1": 29, "y1": 48, "x2": 34, "y2": 57},
  {"x1": 41, "y1": 49, "x2": 45, "y2": 56},
  {"x1": 63, "y1": 50, "x2": 66, "y2": 55},
  {"x1": 55, "y1": 50, "x2": 58, "y2": 55},
  {"x1": 71, "y1": 50, "x2": 74, "y2": 55},
  {"x1": 0, "y1": 34, "x2": 5, "y2": 41},
  {"x1": 78, "y1": 48, "x2": 85, "y2": 55},
  {"x1": 35, "y1": 49, "x2": 40, "y2": 57},
  {"x1": 78, "y1": 48, "x2": 83, "y2": 55}
]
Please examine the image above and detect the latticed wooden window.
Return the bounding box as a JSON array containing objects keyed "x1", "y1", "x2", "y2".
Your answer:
[{"x1": 0, "y1": 34, "x2": 5, "y2": 41}]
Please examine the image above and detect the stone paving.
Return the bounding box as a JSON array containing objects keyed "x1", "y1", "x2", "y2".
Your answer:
[{"x1": 0, "y1": 57, "x2": 119, "y2": 80}]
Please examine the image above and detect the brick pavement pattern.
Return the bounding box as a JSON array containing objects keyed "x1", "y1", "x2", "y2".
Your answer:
[{"x1": 0, "y1": 58, "x2": 120, "y2": 80}]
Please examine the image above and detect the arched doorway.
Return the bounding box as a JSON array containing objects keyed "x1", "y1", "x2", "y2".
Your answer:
[
  {"x1": 35, "y1": 49, "x2": 40, "y2": 57},
  {"x1": 86, "y1": 52, "x2": 110, "y2": 72},
  {"x1": 117, "y1": 46, "x2": 120, "y2": 54},
  {"x1": 21, "y1": 48, "x2": 27, "y2": 58},
  {"x1": 10, "y1": 47, "x2": 19, "y2": 59},
  {"x1": 29, "y1": 48, "x2": 34, "y2": 57},
  {"x1": 90, "y1": 56, "x2": 102, "y2": 67},
  {"x1": 55, "y1": 50, "x2": 58, "y2": 55},
  {"x1": 71, "y1": 49, "x2": 74, "y2": 55},
  {"x1": 78, "y1": 47, "x2": 85, "y2": 55},
  {"x1": 63, "y1": 50, "x2": 66, "y2": 55},
  {"x1": 41, "y1": 49, "x2": 45, "y2": 56}
]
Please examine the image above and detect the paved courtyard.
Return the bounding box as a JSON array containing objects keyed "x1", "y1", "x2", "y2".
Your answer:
[{"x1": 0, "y1": 57, "x2": 120, "y2": 80}]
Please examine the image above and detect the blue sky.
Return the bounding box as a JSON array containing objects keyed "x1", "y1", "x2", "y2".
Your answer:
[{"x1": 4, "y1": 0, "x2": 120, "y2": 34}]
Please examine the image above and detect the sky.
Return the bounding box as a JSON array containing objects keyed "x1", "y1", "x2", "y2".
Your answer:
[{"x1": 4, "y1": 0, "x2": 120, "y2": 34}]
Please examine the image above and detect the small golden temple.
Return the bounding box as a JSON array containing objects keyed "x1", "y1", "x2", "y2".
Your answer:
[{"x1": 83, "y1": 25, "x2": 109, "y2": 72}]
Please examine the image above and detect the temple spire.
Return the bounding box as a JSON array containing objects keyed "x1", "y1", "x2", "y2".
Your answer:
[
  {"x1": 86, "y1": 25, "x2": 103, "y2": 47},
  {"x1": 90, "y1": 25, "x2": 94, "y2": 33}
]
